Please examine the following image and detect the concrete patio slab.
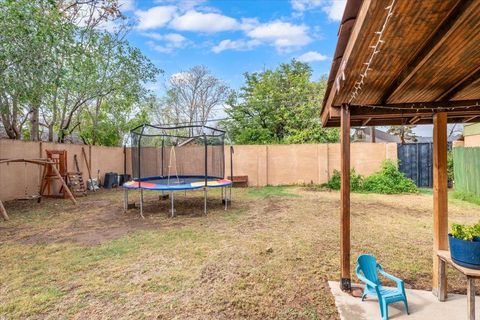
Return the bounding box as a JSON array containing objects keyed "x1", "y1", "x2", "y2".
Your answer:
[{"x1": 329, "y1": 281, "x2": 479, "y2": 320}]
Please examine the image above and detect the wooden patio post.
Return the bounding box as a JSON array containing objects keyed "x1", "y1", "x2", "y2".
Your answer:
[
  {"x1": 432, "y1": 112, "x2": 448, "y2": 299},
  {"x1": 340, "y1": 104, "x2": 351, "y2": 291}
]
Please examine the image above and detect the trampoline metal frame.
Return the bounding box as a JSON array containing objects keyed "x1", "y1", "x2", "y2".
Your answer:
[{"x1": 123, "y1": 180, "x2": 231, "y2": 218}]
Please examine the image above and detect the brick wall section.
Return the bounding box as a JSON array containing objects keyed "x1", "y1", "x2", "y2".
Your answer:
[{"x1": 0, "y1": 140, "x2": 397, "y2": 200}]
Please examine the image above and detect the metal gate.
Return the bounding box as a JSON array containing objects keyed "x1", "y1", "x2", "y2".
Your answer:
[
  {"x1": 397, "y1": 142, "x2": 452, "y2": 188},
  {"x1": 397, "y1": 143, "x2": 433, "y2": 188}
]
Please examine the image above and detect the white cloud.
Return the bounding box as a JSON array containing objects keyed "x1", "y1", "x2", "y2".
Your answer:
[
  {"x1": 155, "y1": 0, "x2": 207, "y2": 11},
  {"x1": 247, "y1": 21, "x2": 312, "y2": 50},
  {"x1": 141, "y1": 32, "x2": 164, "y2": 41},
  {"x1": 170, "y1": 71, "x2": 194, "y2": 83},
  {"x1": 297, "y1": 51, "x2": 328, "y2": 62},
  {"x1": 118, "y1": 0, "x2": 135, "y2": 12},
  {"x1": 239, "y1": 17, "x2": 259, "y2": 31},
  {"x1": 290, "y1": 0, "x2": 346, "y2": 21},
  {"x1": 291, "y1": 0, "x2": 323, "y2": 12},
  {"x1": 135, "y1": 6, "x2": 177, "y2": 30},
  {"x1": 164, "y1": 33, "x2": 187, "y2": 43},
  {"x1": 323, "y1": 0, "x2": 347, "y2": 21},
  {"x1": 169, "y1": 10, "x2": 239, "y2": 33},
  {"x1": 145, "y1": 33, "x2": 188, "y2": 53},
  {"x1": 212, "y1": 39, "x2": 261, "y2": 53}
]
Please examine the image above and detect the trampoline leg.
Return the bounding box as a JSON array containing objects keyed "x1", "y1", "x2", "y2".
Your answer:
[
  {"x1": 224, "y1": 187, "x2": 227, "y2": 210},
  {"x1": 204, "y1": 188, "x2": 207, "y2": 215},
  {"x1": 124, "y1": 188, "x2": 128, "y2": 213},
  {"x1": 171, "y1": 191, "x2": 174, "y2": 218},
  {"x1": 139, "y1": 189, "x2": 144, "y2": 219}
]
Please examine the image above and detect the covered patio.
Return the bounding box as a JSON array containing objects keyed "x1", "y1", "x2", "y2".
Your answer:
[
  {"x1": 329, "y1": 281, "x2": 480, "y2": 320},
  {"x1": 322, "y1": 0, "x2": 480, "y2": 318}
]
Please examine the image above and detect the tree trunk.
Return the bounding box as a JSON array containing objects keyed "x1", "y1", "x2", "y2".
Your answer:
[
  {"x1": 30, "y1": 101, "x2": 40, "y2": 141},
  {"x1": 48, "y1": 124, "x2": 54, "y2": 142}
]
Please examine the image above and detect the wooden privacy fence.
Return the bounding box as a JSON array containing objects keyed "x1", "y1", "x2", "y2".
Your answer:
[
  {"x1": 453, "y1": 147, "x2": 480, "y2": 195},
  {"x1": 0, "y1": 140, "x2": 397, "y2": 201}
]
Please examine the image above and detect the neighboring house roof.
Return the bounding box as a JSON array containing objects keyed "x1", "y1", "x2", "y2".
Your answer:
[
  {"x1": 352, "y1": 127, "x2": 400, "y2": 143},
  {"x1": 464, "y1": 123, "x2": 480, "y2": 136},
  {"x1": 353, "y1": 128, "x2": 462, "y2": 144}
]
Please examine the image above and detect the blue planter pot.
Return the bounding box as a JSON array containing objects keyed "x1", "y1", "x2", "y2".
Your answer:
[{"x1": 448, "y1": 234, "x2": 480, "y2": 269}]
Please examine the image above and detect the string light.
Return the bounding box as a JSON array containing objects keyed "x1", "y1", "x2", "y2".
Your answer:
[
  {"x1": 352, "y1": 101, "x2": 480, "y2": 112},
  {"x1": 344, "y1": 0, "x2": 396, "y2": 104}
]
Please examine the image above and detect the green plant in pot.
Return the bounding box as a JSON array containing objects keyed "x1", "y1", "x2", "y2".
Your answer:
[{"x1": 449, "y1": 222, "x2": 480, "y2": 269}]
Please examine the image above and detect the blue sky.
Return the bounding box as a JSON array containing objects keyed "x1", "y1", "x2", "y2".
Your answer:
[
  {"x1": 114, "y1": 0, "x2": 449, "y2": 137},
  {"x1": 117, "y1": 0, "x2": 346, "y2": 93}
]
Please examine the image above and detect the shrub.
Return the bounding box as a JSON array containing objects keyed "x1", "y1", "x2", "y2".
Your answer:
[
  {"x1": 447, "y1": 151, "x2": 454, "y2": 182},
  {"x1": 324, "y1": 169, "x2": 364, "y2": 192},
  {"x1": 324, "y1": 160, "x2": 418, "y2": 194},
  {"x1": 362, "y1": 160, "x2": 418, "y2": 194},
  {"x1": 451, "y1": 222, "x2": 480, "y2": 241}
]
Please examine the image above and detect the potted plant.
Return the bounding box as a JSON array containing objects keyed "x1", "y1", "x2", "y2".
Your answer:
[{"x1": 449, "y1": 222, "x2": 480, "y2": 269}]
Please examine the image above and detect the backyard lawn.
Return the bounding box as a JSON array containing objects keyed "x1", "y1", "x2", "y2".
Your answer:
[{"x1": 1, "y1": 186, "x2": 479, "y2": 319}]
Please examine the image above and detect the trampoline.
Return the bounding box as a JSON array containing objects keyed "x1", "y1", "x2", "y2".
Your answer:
[
  {"x1": 123, "y1": 176, "x2": 232, "y2": 191},
  {"x1": 123, "y1": 124, "x2": 233, "y2": 218}
]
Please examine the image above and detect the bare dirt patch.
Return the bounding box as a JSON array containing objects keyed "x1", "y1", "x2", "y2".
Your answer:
[{"x1": 0, "y1": 190, "x2": 192, "y2": 245}]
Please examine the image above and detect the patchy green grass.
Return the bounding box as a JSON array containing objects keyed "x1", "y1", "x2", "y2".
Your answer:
[
  {"x1": 418, "y1": 188, "x2": 433, "y2": 195},
  {"x1": 247, "y1": 185, "x2": 300, "y2": 198},
  {"x1": 451, "y1": 190, "x2": 480, "y2": 206},
  {"x1": 0, "y1": 186, "x2": 479, "y2": 319}
]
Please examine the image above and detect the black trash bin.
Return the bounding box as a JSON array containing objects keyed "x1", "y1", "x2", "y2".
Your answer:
[
  {"x1": 104, "y1": 172, "x2": 118, "y2": 188},
  {"x1": 119, "y1": 174, "x2": 131, "y2": 186}
]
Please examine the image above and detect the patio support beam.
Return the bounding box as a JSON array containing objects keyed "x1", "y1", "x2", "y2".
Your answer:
[
  {"x1": 432, "y1": 112, "x2": 448, "y2": 299},
  {"x1": 340, "y1": 104, "x2": 351, "y2": 292}
]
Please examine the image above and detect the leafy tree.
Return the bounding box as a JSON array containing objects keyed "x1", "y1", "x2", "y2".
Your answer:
[
  {"x1": 0, "y1": 0, "x2": 160, "y2": 145},
  {"x1": 0, "y1": 0, "x2": 69, "y2": 140},
  {"x1": 222, "y1": 60, "x2": 339, "y2": 144},
  {"x1": 71, "y1": 31, "x2": 158, "y2": 145},
  {"x1": 78, "y1": 98, "x2": 151, "y2": 146},
  {"x1": 387, "y1": 125, "x2": 417, "y2": 144}
]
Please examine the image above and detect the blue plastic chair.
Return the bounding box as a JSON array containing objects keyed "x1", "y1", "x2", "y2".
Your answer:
[{"x1": 355, "y1": 254, "x2": 409, "y2": 320}]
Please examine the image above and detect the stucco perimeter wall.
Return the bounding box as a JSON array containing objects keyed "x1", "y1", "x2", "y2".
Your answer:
[
  {"x1": 225, "y1": 143, "x2": 397, "y2": 186},
  {"x1": 0, "y1": 140, "x2": 129, "y2": 201},
  {"x1": 464, "y1": 134, "x2": 480, "y2": 147},
  {"x1": 0, "y1": 140, "x2": 42, "y2": 200},
  {"x1": 1, "y1": 140, "x2": 397, "y2": 199}
]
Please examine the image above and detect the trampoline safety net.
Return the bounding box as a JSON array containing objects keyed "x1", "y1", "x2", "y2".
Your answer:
[{"x1": 130, "y1": 124, "x2": 226, "y2": 182}]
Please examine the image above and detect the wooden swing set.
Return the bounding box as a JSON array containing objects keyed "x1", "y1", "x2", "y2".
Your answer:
[{"x1": 0, "y1": 158, "x2": 77, "y2": 221}]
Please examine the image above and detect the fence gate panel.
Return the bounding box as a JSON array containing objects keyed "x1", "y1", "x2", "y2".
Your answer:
[{"x1": 397, "y1": 143, "x2": 433, "y2": 188}]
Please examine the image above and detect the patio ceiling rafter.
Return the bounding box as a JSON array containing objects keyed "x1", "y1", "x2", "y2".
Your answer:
[{"x1": 380, "y1": 0, "x2": 475, "y2": 104}]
